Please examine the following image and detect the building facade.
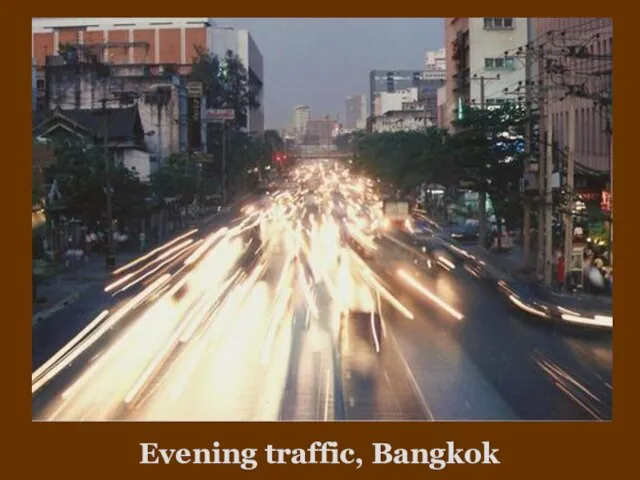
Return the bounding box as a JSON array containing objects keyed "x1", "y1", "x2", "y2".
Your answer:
[
  {"x1": 39, "y1": 60, "x2": 188, "y2": 165},
  {"x1": 468, "y1": 18, "x2": 528, "y2": 108},
  {"x1": 305, "y1": 117, "x2": 338, "y2": 145},
  {"x1": 345, "y1": 94, "x2": 366, "y2": 130},
  {"x1": 31, "y1": 18, "x2": 264, "y2": 133},
  {"x1": 375, "y1": 88, "x2": 419, "y2": 116},
  {"x1": 436, "y1": 85, "x2": 447, "y2": 129},
  {"x1": 444, "y1": 18, "x2": 528, "y2": 129},
  {"x1": 534, "y1": 18, "x2": 612, "y2": 174},
  {"x1": 292, "y1": 105, "x2": 310, "y2": 138},
  {"x1": 372, "y1": 109, "x2": 432, "y2": 133},
  {"x1": 32, "y1": 58, "x2": 37, "y2": 111},
  {"x1": 425, "y1": 48, "x2": 446, "y2": 72},
  {"x1": 369, "y1": 70, "x2": 425, "y2": 114}
]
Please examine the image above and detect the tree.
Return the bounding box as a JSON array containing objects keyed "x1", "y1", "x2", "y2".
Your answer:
[
  {"x1": 451, "y1": 103, "x2": 529, "y2": 246},
  {"x1": 149, "y1": 153, "x2": 199, "y2": 205},
  {"x1": 190, "y1": 47, "x2": 262, "y2": 199},
  {"x1": 44, "y1": 136, "x2": 148, "y2": 231}
]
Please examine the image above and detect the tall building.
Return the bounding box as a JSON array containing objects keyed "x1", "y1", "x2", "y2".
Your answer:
[
  {"x1": 31, "y1": 18, "x2": 264, "y2": 133},
  {"x1": 292, "y1": 105, "x2": 310, "y2": 138},
  {"x1": 345, "y1": 94, "x2": 366, "y2": 130},
  {"x1": 443, "y1": 18, "x2": 528, "y2": 129},
  {"x1": 369, "y1": 70, "x2": 424, "y2": 114},
  {"x1": 305, "y1": 116, "x2": 338, "y2": 145}
]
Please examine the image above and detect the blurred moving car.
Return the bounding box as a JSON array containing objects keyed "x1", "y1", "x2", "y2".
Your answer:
[
  {"x1": 449, "y1": 219, "x2": 480, "y2": 242},
  {"x1": 338, "y1": 310, "x2": 385, "y2": 370}
]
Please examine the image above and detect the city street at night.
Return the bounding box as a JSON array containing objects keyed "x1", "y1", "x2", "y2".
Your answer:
[{"x1": 32, "y1": 162, "x2": 612, "y2": 421}]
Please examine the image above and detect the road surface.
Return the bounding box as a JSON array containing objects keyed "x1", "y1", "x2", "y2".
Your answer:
[{"x1": 32, "y1": 162, "x2": 612, "y2": 421}]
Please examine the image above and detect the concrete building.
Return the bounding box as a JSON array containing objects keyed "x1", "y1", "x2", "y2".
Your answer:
[
  {"x1": 32, "y1": 58, "x2": 37, "y2": 111},
  {"x1": 374, "y1": 88, "x2": 419, "y2": 116},
  {"x1": 535, "y1": 18, "x2": 612, "y2": 175},
  {"x1": 292, "y1": 105, "x2": 310, "y2": 138},
  {"x1": 443, "y1": 18, "x2": 528, "y2": 129},
  {"x1": 38, "y1": 60, "x2": 189, "y2": 165},
  {"x1": 31, "y1": 18, "x2": 264, "y2": 133},
  {"x1": 369, "y1": 70, "x2": 425, "y2": 113},
  {"x1": 372, "y1": 109, "x2": 432, "y2": 133},
  {"x1": 345, "y1": 94, "x2": 366, "y2": 130},
  {"x1": 436, "y1": 85, "x2": 447, "y2": 129},
  {"x1": 425, "y1": 48, "x2": 446, "y2": 73},
  {"x1": 305, "y1": 117, "x2": 338, "y2": 145},
  {"x1": 33, "y1": 105, "x2": 154, "y2": 181}
]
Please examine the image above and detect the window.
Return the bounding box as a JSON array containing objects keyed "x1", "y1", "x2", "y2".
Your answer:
[
  {"x1": 486, "y1": 56, "x2": 515, "y2": 69},
  {"x1": 484, "y1": 17, "x2": 514, "y2": 29},
  {"x1": 36, "y1": 78, "x2": 45, "y2": 89}
]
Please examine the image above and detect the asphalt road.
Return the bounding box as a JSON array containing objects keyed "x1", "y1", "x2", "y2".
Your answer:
[{"x1": 32, "y1": 164, "x2": 612, "y2": 421}]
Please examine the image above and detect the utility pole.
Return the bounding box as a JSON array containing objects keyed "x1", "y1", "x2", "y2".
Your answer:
[
  {"x1": 522, "y1": 26, "x2": 534, "y2": 269},
  {"x1": 471, "y1": 74, "x2": 500, "y2": 248},
  {"x1": 221, "y1": 121, "x2": 227, "y2": 205},
  {"x1": 608, "y1": 126, "x2": 613, "y2": 265},
  {"x1": 102, "y1": 97, "x2": 115, "y2": 269},
  {"x1": 563, "y1": 96, "x2": 576, "y2": 287},
  {"x1": 536, "y1": 51, "x2": 547, "y2": 280},
  {"x1": 544, "y1": 107, "x2": 554, "y2": 286}
]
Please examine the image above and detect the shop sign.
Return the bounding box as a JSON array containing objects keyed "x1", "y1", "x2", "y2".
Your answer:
[{"x1": 601, "y1": 191, "x2": 612, "y2": 212}]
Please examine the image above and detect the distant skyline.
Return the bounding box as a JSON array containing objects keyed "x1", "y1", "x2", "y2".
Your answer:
[{"x1": 215, "y1": 18, "x2": 444, "y2": 130}]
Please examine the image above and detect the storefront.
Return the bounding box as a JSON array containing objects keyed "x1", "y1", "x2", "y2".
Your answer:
[{"x1": 573, "y1": 188, "x2": 611, "y2": 248}]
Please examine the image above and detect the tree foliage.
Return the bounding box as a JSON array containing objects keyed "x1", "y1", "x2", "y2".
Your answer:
[
  {"x1": 354, "y1": 103, "x2": 532, "y2": 229},
  {"x1": 43, "y1": 136, "x2": 148, "y2": 228}
]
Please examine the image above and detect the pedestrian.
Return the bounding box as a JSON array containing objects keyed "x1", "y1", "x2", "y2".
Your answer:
[{"x1": 556, "y1": 253, "x2": 565, "y2": 292}]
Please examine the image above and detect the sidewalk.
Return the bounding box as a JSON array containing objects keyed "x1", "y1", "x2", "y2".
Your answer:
[
  {"x1": 31, "y1": 199, "x2": 251, "y2": 325},
  {"x1": 417, "y1": 212, "x2": 613, "y2": 316},
  {"x1": 463, "y1": 244, "x2": 612, "y2": 315},
  {"x1": 32, "y1": 250, "x2": 141, "y2": 325}
]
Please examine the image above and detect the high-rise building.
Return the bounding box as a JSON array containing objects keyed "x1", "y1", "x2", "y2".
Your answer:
[
  {"x1": 292, "y1": 105, "x2": 310, "y2": 138},
  {"x1": 443, "y1": 18, "x2": 528, "y2": 129},
  {"x1": 345, "y1": 94, "x2": 366, "y2": 130}
]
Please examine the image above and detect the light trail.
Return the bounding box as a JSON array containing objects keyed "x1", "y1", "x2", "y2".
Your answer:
[{"x1": 397, "y1": 269, "x2": 464, "y2": 321}]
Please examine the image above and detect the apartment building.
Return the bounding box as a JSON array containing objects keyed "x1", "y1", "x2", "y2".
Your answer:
[{"x1": 444, "y1": 17, "x2": 528, "y2": 128}]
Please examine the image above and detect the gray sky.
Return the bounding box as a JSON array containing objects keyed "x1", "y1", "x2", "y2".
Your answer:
[{"x1": 216, "y1": 18, "x2": 444, "y2": 131}]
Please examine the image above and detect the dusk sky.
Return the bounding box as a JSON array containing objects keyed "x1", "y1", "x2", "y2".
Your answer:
[{"x1": 216, "y1": 18, "x2": 444, "y2": 130}]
